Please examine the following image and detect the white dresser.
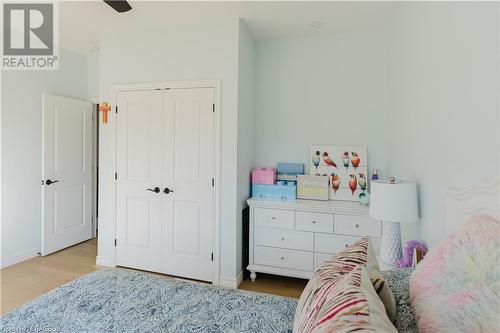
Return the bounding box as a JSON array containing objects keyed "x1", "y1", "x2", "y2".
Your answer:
[{"x1": 247, "y1": 197, "x2": 382, "y2": 281}]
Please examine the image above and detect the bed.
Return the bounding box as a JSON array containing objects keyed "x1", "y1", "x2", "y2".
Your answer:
[{"x1": 1, "y1": 181, "x2": 498, "y2": 333}]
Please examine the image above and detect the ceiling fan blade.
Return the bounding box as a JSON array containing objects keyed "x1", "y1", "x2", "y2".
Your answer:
[{"x1": 104, "y1": 0, "x2": 132, "y2": 13}]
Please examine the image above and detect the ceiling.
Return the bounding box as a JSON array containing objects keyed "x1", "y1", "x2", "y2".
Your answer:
[{"x1": 59, "y1": 1, "x2": 395, "y2": 55}]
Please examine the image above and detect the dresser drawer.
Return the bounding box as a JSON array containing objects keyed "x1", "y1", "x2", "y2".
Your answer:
[
  {"x1": 334, "y1": 215, "x2": 381, "y2": 238},
  {"x1": 314, "y1": 253, "x2": 333, "y2": 270},
  {"x1": 254, "y1": 208, "x2": 294, "y2": 230},
  {"x1": 315, "y1": 234, "x2": 381, "y2": 254},
  {"x1": 254, "y1": 246, "x2": 313, "y2": 272},
  {"x1": 254, "y1": 227, "x2": 313, "y2": 252},
  {"x1": 315, "y1": 234, "x2": 362, "y2": 254},
  {"x1": 295, "y1": 211, "x2": 334, "y2": 233}
]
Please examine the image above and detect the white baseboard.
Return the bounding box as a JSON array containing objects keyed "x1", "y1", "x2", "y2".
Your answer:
[
  {"x1": 95, "y1": 256, "x2": 114, "y2": 267},
  {"x1": 0, "y1": 249, "x2": 38, "y2": 269},
  {"x1": 235, "y1": 270, "x2": 244, "y2": 287},
  {"x1": 219, "y1": 271, "x2": 244, "y2": 289}
]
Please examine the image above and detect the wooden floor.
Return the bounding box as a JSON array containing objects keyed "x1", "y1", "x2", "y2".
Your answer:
[
  {"x1": 1, "y1": 238, "x2": 307, "y2": 315},
  {"x1": 239, "y1": 274, "x2": 307, "y2": 299}
]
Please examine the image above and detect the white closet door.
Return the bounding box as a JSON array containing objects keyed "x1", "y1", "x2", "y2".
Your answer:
[
  {"x1": 41, "y1": 94, "x2": 93, "y2": 255},
  {"x1": 162, "y1": 88, "x2": 214, "y2": 282},
  {"x1": 115, "y1": 90, "x2": 163, "y2": 272}
]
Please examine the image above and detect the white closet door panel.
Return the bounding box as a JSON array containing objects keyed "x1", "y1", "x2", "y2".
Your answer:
[
  {"x1": 42, "y1": 94, "x2": 92, "y2": 255},
  {"x1": 115, "y1": 90, "x2": 163, "y2": 272},
  {"x1": 163, "y1": 88, "x2": 214, "y2": 282}
]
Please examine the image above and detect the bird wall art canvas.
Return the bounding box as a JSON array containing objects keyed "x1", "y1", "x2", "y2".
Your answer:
[{"x1": 310, "y1": 145, "x2": 368, "y2": 202}]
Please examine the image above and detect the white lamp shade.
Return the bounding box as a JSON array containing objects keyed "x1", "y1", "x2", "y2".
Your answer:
[{"x1": 369, "y1": 180, "x2": 419, "y2": 223}]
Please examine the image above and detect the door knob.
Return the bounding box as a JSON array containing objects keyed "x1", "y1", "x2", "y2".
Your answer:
[
  {"x1": 147, "y1": 187, "x2": 160, "y2": 193},
  {"x1": 163, "y1": 187, "x2": 174, "y2": 194},
  {"x1": 45, "y1": 179, "x2": 59, "y2": 185}
]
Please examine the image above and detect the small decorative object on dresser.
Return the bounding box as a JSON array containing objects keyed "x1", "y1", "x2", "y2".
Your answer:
[
  {"x1": 246, "y1": 197, "x2": 382, "y2": 281},
  {"x1": 252, "y1": 182, "x2": 297, "y2": 200},
  {"x1": 277, "y1": 162, "x2": 304, "y2": 181},
  {"x1": 252, "y1": 167, "x2": 297, "y2": 200},
  {"x1": 296, "y1": 175, "x2": 329, "y2": 201},
  {"x1": 252, "y1": 167, "x2": 277, "y2": 185},
  {"x1": 370, "y1": 177, "x2": 419, "y2": 268},
  {"x1": 358, "y1": 191, "x2": 370, "y2": 205}
]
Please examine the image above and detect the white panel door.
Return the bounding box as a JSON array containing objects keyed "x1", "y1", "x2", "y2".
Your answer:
[
  {"x1": 115, "y1": 90, "x2": 163, "y2": 272},
  {"x1": 162, "y1": 88, "x2": 214, "y2": 282},
  {"x1": 42, "y1": 94, "x2": 93, "y2": 255}
]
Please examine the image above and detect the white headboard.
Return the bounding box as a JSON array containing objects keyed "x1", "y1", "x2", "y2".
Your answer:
[{"x1": 442, "y1": 179, "x2": 500, "y2": 236}]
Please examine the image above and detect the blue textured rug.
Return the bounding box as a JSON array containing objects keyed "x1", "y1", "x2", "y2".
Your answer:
[{"x1": 1, "y1": 270, "x2": 297, "y2": 333}]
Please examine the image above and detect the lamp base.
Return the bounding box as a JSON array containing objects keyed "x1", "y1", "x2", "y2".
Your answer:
[{"x1": 379, "y1": 221, "x2": 402, "y2": 268}]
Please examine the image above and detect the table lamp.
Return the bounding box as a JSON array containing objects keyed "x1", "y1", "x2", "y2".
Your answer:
[{"x1": 369, "y1": 177, "x2": 419, "y2": 267}]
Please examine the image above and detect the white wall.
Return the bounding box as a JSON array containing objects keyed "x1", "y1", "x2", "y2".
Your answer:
[
  {"x1": 96, "y1": 18, "x2": 241, "y2": 283},
  {"x1": 87, "y1": 51, "x2": 100, "y2": 103},
  {"x1": 236, "y1": 20, "x2": 256, "y2": 278},
  {"x1": 254, "y1": 32, "x2": 392, "y2": 178},
  {"x1": 1, "y1": 49, "x2": 88, "y2": 267},
  {"x1": 388, "y1": 2, "x2": 500, "y2": 246}
]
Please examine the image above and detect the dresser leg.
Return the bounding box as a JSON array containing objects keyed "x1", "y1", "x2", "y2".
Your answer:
[{"x1": 250, "y1": 271, "x2": 257, "y2": 281}]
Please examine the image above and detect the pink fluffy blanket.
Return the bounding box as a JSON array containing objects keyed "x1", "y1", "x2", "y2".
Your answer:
[{"x1": 410, "y1": 214, "x2": 500, "y2": 333}]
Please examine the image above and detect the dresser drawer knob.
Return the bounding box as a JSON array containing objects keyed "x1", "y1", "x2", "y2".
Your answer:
[
  {"x1": 312, "y1": 220, "x2": 317, "y2": 224},
  {"x1": 355, "y1": 224, "x2": 360, "y2": 228},
  {"x1": 271, "y1": 216, "x2": 277, "y2": 220},
  {"x1": 345, "y1": 244, "x2": 349, "y2": 248},
  {"x1": 281, "y1": 257, "x2": 285, "y2": 260},
  {"x1": 281, "y1": 237, "x2": 285, "y2": 241}
]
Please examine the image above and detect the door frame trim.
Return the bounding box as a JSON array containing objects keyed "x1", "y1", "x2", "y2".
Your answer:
[
  {"x1": 108, "y1": 80, "x2": 221, "y2": 285},
  {"x1": 92, "y1": 103, "x2": 98, "y2": 238}
]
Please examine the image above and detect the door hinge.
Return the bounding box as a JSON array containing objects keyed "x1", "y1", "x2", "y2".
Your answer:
[
  {"x1": 211, "y1": 253, "x2": 213, "y2": 262},
  {"x1": 211, "y1": 178, "x2": 215, "y2": 187},
  {"x1": 115, "y1": 172, "x2": 117, "y2": 180},
  {"x1": 114, "y1": 239, "x2": 117, "y2": 247},
  {"x1": 115, "y1": 106, "x2": 118, "y2": 114},
  {"x1": 212, "y1": 104, "x2": 215, "y2": 112}
]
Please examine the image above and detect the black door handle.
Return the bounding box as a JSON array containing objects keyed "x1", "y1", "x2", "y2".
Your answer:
[
  {"x1": 45, "y1": 179, "x2": 59, "y2": 185},
  {"x1": 163, "y1": 187, "x2": 174, "y2": 194},
  {"x1": 147, "y1": 187, "x2": 160, "y2": 193}
]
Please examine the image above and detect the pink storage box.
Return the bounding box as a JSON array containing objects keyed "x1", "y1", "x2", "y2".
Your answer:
[{"x1": 252, "y1": 168, "x2": 277, "y2": 185}]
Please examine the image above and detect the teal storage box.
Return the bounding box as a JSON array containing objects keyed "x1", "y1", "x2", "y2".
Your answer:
[
  {"x1": 277, "y1": 163, "x2": 304, "y2": 176},
  {"x1": 252, "y1": 183, "x2": 296, "y2": 200}
]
